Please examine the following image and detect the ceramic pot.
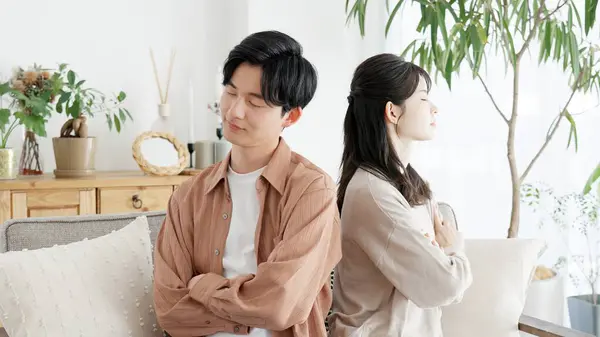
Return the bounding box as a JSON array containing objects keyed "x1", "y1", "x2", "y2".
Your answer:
[
  {"x1": 0, "y1": 148, "x2": 18, "y2": 180},
  {"x1": 568, "y1": 294, "x2": 600, "y2": 336},
  {"x1": 52, "y1": 137, "x2": 97, "y2": 178}
]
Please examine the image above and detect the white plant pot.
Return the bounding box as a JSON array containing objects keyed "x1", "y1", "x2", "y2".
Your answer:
[{"x1": 522, "y1": 273, "x2": 565, "y2": 326}]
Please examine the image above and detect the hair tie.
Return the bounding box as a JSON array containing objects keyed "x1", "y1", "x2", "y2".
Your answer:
[{"x1": 347, "y1": 95, "x2": 354, "y2": 104}]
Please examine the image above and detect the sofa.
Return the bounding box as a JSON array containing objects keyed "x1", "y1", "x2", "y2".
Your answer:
[{"x1": 0, "y1": 207, "x2": 592, "y2": 337}]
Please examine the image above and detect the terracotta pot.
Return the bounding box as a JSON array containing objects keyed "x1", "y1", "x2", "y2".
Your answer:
[{"x1": 52, "y1": 137, "x2": 97, "y2": 178}]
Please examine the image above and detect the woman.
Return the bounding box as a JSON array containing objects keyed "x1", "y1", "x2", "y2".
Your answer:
[{"x1": 328, "y1": 54, "x2": 472, "y2": 337}]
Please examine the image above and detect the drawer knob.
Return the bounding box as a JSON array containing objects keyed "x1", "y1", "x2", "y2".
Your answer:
[{"x1": 132, "y1": 194, "x2": 143, "y2": 209}]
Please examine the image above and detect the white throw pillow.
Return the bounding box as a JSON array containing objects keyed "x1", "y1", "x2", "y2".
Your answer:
[
  {"x1": 441, "y1": 239, "x2": 544, "y2": 337},
  {"x1": 0, "y1": 216, "x2": 162, "y2": 337}
]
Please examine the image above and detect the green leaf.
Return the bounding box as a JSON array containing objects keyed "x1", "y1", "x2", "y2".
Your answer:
[
  {"x1": 568, "y1": 5, "x2": 574, "y2": 30},
  {"x1": 76, "y1": 80, "x2": 86, "y2": 88},
  {"x1": 569, "y1": 32, "x2": 581, "y2": 78},
  {"x1": 0, "y1": 82, "x2": 10, "y2": 96},
  {"x1": 553, "y1": 26, "x2": 563, "y2": 60},
  {"x1": 437, "y1": 0, "x2": 459, "y2": 22},
  {"x1": 435, "y1": 3, "x2": 449, "y2": 46},
  {"x1": 119, "y1": 108, "x2": 126, "y2": 122},
  {"x1": 117, "y1": 91, "x2": 127, "y2": 102},
  {"x1": 539, "y1": 21, "x2": 552, "y2": 63},
  {"x1": 444, "y1": 49, "x2": 453, "y2": 89},
  {"x1": 475, "y1": 22, "x2": 487, "y2": 45},
  {"x1": 585, "y1": 0, "x2": 598, "y2": 36},
  {"x1": 106, "y1": 114, "x2": 113, "y2": 131},
  {"x1": 124, "y1": 108, "x2": 133, "y2": 120},
  {"x1": 572, "y1": 3, "x2": 584, "y2": 31},
  {"x1": 67, "y1": 70, "x2": 76, "y2": 86},
  {"x1": 583, "y1": 163, "x2": 600, "y2": 195},
  {"x1": 57, "y1": 92, "x2": 71, "y2": 108},
  {"x1": 400, "y1": 40, "x2": 418, "y2": 59},
  {"x1": 384, "y1": 0, "x2": 404, "y2": 36},
  {"x1": 0, "y1": 109, "x2": 10, "y2": 126},
  {"x1": 67, "y1": 98, "x2": 81, "y2": 118},
  {"x1": 498, "y1": 12, "x2": 516, "y2": 66},
  {"x1": 564, "y1": 110, "x2": 578, "y2": 151},
  {"x1": 17, "y1": 112, "x2": 47, "y2": 137},
  {"x1": 113, "y1": 114, "x2": 121, "y2": 132}
]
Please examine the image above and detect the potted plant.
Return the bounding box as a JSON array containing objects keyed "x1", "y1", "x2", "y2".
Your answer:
[
  {"x1": 4, "y1": 65, "x2": 62, "y2": 175},
  {"x1": 0, "y1": 72, "x2": 59, "y2": 178},
  {"x1": 345, "y1": 0, "x2": 600, "y2": 238},
  {"x1": 0, "y1": 83, "x2": 21, "y2": 179},
  {"x1": 50, "y1": 64, "x2": 131, "y2": 178},
  {"x1": 522, "y1": 182, "x2": 600, "y2": 335}
]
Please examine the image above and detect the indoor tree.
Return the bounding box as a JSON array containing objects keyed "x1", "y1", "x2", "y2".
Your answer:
[{"x1": 345, "y1": 0, "x2": 600, "y2": 238}]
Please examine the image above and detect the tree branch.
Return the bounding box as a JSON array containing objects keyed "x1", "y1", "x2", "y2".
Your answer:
[
  {"x1": 519, "y1": 80, "x2": 580, "y2": 184},
  {"x1": 543, "y1": 0, "x2": 569, "y2": 21},
  {"x1": 477, "y1": 74, "x2": 510, "y2": 124}
]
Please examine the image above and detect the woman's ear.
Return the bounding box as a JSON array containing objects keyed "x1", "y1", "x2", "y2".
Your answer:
[{"x1": 384, "y1": 101, "x2": 399, "y2": 124}]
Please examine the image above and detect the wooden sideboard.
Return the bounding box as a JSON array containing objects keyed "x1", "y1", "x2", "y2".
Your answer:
[{"x1": 0, "y1": 171, "x2": 195, "y2": 224}]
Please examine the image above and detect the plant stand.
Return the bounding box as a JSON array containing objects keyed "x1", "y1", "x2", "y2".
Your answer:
[{"x1": 18, "y1": 130, "x2": 43, "y2": 175}]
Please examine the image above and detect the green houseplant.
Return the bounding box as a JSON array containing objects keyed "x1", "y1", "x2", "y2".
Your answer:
[
  {"x1": 0, "y1": 82, "x2": 22, "y2": 179},
  {"x1": 345, "y1": 0, "x2": 600, "y2": 239},
  {"x1": 3, "y1": 65, "x2": 63, "y2": 175},
  {"x1": 51, "y1": 64, "x2": 131, "y2": 178}
]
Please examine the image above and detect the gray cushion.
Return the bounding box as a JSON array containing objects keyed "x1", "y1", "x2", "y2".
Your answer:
[{"x1": 0, "y1": 211, "x2": 166, "y2": 253}]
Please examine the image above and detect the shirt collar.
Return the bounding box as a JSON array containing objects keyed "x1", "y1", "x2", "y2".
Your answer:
[{"x1": 205, "y1": 137, "x2": 291, "y2": 195}]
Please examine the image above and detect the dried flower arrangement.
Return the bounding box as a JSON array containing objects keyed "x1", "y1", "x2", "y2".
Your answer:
[{"x1": 4, "y1": 65, "x2": 62, "y2": 174}]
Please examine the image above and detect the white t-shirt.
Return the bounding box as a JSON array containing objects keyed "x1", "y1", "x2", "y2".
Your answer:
[{"x1": 212, "y1": 166, "x2": 271, "y2": 337}]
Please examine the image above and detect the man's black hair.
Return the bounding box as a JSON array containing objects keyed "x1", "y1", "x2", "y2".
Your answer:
[{"x1": 222, "y1": 30, "x2": 318, "y2": 113}]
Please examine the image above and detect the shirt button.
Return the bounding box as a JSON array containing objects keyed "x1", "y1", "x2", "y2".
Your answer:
[
  {"x1": 214, "y1": 249, "x2": 220, "y2": 256},
  {"x1": 222, "y1": 213, "x2": 228, "y2": 220},
  {"x1": 234, "y1": 325, "x2": 240, "y2": 332}
]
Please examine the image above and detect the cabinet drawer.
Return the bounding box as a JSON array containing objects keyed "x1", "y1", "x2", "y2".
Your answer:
[
  {"x1": 11, "y1": 189, "x2": 96, "y2": 219},
  {"x1": 98, "y1": 186, "x2": 173, "y2": 214}
]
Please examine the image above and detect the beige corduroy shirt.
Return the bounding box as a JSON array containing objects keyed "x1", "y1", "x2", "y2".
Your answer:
[{"x1": 328, "y1": 168, "x2": 473, "y2": 337}]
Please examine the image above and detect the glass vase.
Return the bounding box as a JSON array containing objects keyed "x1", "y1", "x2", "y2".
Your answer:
[{"x1": 19, "y1": 130, "x2": 44, "y2": 175}]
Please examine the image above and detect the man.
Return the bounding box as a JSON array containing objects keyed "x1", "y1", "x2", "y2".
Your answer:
[{"x1": 153, "y1": 30, "x2": 342, "y2": 337}]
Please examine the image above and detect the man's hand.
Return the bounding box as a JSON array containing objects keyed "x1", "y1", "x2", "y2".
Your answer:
[
  {"x1": 187, "y1": 274, "x2": 205, "y2": 290},
  {"x1": 433, "y1": 207, "x2": 457, "y2": 248}
]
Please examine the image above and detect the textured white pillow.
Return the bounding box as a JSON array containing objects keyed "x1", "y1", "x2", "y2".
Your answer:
[
  {"x1": 0, "y1": 216, "x2": 162, "y2": 337},
  {"x1": 441, "y1": 239, "x2": 544, "y2": 337}
]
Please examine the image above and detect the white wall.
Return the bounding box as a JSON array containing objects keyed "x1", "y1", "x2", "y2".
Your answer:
[
  {"x1": 1, "y1": 0, "x2": 599, "y2": 244},
  {"x1": 0, "y1": 0, "x2": 244, "y2": 171}
]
